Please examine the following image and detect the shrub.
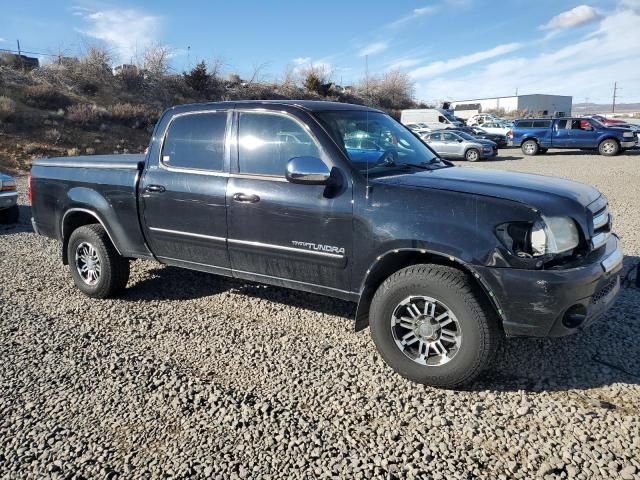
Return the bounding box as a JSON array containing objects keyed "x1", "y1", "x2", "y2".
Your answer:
[
  {"x1": 66, "y1": 103, "x2": 102, "y2": 124},
  {"x1": 0, "y1": 96, "x2": 16, "y2": 121},
  {"x1": 23, "y1": 84, "x2": 72, "y2": 110},
  {"x1": 184, "y1": 61, "x2": 210, "y2": 93},
  {"x1": 44, "y1": 128, "x2": 62, "y2": 143},
  {"x1": 108, "y1": 103, "x2": 159, "y2": 128}
]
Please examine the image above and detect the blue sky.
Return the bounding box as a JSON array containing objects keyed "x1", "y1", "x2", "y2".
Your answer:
[{"x1": 1, "y1": 0, "x2": 639, "y2": 104}]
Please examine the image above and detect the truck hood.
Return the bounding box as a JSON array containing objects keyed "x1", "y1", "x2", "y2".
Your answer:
[
  {"x1": 32, "y1": 154, "x2": 145, "y2": 170},
  {"x1": 374, "y1": 166, "x2": 601, "y2": 211}
]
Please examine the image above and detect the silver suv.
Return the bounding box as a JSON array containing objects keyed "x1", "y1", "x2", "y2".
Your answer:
[{"x1": 423, "y1": 130, "x2": 497, "y2": 161}]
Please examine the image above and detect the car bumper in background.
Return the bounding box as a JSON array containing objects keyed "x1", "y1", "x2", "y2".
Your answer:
[
  {"x1": 621, "y1": 140, "x2": 637, "y2": 149},
  {"x1": 0, "y1": 191, "x2": 18, "y2": 210},
  {"x1": 482, "y1": 149, "x2": 498, "y2": 159},
  {"x1": 475, "y1": 235, "x2": 623, "y2": 337}
]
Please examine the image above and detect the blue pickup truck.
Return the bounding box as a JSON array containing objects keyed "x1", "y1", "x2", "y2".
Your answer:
[{"x1": 508, "y1": 117, "x2": 637, "y2": 156}]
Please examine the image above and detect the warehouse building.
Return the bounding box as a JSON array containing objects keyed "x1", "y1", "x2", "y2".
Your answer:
[{"x1": 451, "y1": 94, "x2": 573, "y2": 119}]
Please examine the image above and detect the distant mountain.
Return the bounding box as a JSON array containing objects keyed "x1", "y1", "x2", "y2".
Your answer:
[{"x1": 573, "y1": 102, "x2": 640, "y2": 114}]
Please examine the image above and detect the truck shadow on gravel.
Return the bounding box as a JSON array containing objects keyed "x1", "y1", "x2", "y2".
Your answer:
[
  {"x1": 123, "y1": 266, "x2": 356, "y2": 318},
  {"x1": 0, "y1": 205, "x2": 33, "y2": 235},
  {"x1": 126, "y1": 258, "x2": 640, "y2": 394}
]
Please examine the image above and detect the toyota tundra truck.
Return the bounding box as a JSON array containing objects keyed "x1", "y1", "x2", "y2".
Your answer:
[
  {"x1": 508, "y1": 117, "x2": 637, "y2": 156},
  {"x1": 29, "y1": 101, "x2": 623, "y2": 387}
]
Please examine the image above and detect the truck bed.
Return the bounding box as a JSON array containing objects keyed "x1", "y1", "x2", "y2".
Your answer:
[{"x1": 30, "y1": 154, "x2": 152, "y2": 259}]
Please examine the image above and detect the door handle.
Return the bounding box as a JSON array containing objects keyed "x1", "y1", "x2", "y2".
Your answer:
[
  {"x1": 145, "y1": 185, "x2": 166, "y2": 193},
  {"x1": 232, "y1": 193, "x2": 260, "y2": 203}
]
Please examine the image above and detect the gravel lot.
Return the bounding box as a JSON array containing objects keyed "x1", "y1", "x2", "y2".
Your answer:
[{"x1": 1, "y1": 149, "x2": 639, "y2": 479}]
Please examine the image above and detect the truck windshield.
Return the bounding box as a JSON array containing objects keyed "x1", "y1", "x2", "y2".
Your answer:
[{"x1": 314, "y1": 110, "x2": 445, "y2": 174}]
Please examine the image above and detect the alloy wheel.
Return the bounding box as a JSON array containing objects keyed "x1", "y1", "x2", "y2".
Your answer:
[
  {"x1": 391, "y1": 295, "x2": 462, "y2": 366},
  {"x1": 75, "y1": 242, "x2": 101, "y2": 285}
]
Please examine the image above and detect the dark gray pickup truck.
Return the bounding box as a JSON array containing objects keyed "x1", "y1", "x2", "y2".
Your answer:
[{"x1": 30, "y1": 100, "x2": 623, "y2": 387}]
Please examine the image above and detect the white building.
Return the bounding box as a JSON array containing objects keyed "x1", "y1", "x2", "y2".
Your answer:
[{"x1": 451, "y1": 94, "x2": 573, "y2": 119}]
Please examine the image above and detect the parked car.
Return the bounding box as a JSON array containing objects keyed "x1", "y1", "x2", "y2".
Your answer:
[
  {"x1": 404, "y1": 122, "x2": 432, "y2": 135},
  {"x1": 508, "y1": 117, "x2": 637, "y2": 156},
  {"x1": 588, "y1": 114, "x2": 628, "y2": 126},
  {"x1": 30, "y1": 100, "x2": 622, "y2": 388},
  {"x1": 423, "y1": 130, "x2": 497, "y2": 161},
  {"x1": 449, "y1": 126, "x2": 508, "y2": 148},
  {"x1": 479, "y1": 121, "x2": 512, "y2": 136},
  {"x1": 0, "y1": 172, "x2": 19, "y2": 224},
  {"x1": 400, "y1": 108, "x2": 464, "y2": 130},
  {"x1": 467, "y1": 114, "x2": 500, "y2": 126}
]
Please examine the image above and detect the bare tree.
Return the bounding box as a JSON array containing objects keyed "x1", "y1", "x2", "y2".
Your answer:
[
  {"x1": 143, "y1": 45, "x2": 171, "y2": 77},
  {"x1": 357, "y1": 69, "x2": 414, "y2": 109},
  {"x1": 246, "y1": 62, "x2": 270, "y2": 85}
]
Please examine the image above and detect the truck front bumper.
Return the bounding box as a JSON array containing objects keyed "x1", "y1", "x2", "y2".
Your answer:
[
  {"x1": 621, "y1": 140, "x2": 637, "y2": 149},
  {"x1": 475, "y1": 235, "x2": 623, "y2": 337},
  {"x1": 0, "y1": 190, "x2": 18, "y2": 210}
]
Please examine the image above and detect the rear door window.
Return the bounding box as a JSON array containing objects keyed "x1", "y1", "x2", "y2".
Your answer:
[
  {"x1": 238, "y1": 112, "x2": 320, "y2": 176},
  {"x1": 162, "y1": 112, "x2": 227, "y2": 171},
  {"x1": 556, "y1": 120, "x2": 569, "y2": 129},
  {"x1": 532, "y1": 120, "x2": 551, "y2": 128},
  {"x1": 517, "y1": 121, "x2": 533, "y2": 128}
]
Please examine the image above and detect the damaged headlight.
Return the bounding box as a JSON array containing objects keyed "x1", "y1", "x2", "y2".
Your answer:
[{"x1": 496, "y1": 216, "x2": 580, "y2": 258}]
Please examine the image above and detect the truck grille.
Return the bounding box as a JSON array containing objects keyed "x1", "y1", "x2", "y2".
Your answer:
[
  {"x1": 589, "y1": 197, "x2": 611, "y2": 251},
  {"x1": 591, "y1": 276, "x2": 618, "y2": 304}
]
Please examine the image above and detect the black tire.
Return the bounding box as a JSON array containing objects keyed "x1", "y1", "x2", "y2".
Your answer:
[
  {"x1": 598, "y1": 138, "x2": 619, "y2": 156},
  {"x1": 465, "y1": 148, "x2": 480, "y2": 162},
  {"x1": 369, "y1": 264, "x2": 501, "y2": 388},
  {"x1": 0, "y1": 205, "x2": 19, "y2": 224},
  {"x1": 67, "y1": 224, "x2": 130, "y2": 298},
  {"x1": 521, "y1": 140, "x2": 539, "y2": 156}
]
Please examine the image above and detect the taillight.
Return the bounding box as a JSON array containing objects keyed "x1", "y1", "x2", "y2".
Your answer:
[
  {"x1": 507, "y1": 130, "x2": 513, "y2": 139},
  {"x1": 28, "y1": 173, "x2": 33, "y2": 204}
]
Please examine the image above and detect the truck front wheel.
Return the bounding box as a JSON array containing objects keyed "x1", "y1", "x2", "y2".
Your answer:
[
  {"x1": 599, "y1": 139, "x2": 619, "y2": 156},
  {"x1": 369, "y1": 264, "x2": 501, "y2": 388},
  {"x1": 521, "y1": 140, "x2": 539, "y2": 156},
  {"x1": 67, "y1": 224, "x2": 130, "y2": 298}
]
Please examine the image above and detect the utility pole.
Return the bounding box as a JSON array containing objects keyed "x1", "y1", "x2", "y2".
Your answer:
[
  {"x1": 612, "y1": 82, "x2": 620, "y2": 113},
  {"x1": 365, "y1": 54, "x2": 369, "y2": 98},
  {"x1": 16, "y1": 39, "x2": 24, "y2": 71}
]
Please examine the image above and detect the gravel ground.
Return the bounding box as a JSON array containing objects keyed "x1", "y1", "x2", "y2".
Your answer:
[{"x1": 1, "y1": 149, "x2": 639, "y2": 479}]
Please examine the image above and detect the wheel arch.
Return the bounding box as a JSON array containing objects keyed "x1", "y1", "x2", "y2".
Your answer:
[
  {"x1": 354, "y1": 248, "x2": 504, "y2": 332},
  {"x1": 61, "y1": 208, "x2": 122, "y2": 265}
]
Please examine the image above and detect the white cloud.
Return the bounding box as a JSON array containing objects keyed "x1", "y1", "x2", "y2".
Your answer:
[
  {"x1": 386, "y1": 57, "x2": 423, "y2": 70},
  {"x1": 359, "y1": 41, "x2": 388, "y2": 57},
  {"x1": 409, "y1": 43, "x2": 522, "y2": 79},
  {"x1": 292, "y1": 57, "x2": 312, "y2": 65},
  {"x1": 74, "y1": 7, "x2": 162, "y2": 62},
  {"x1": 0, "y1": 38, "x2": 6, "y2": 43},
  {"x1": 541, "y1": 5, "x2": 600, "y2": 30},
  {"x1": 415, "y1": 2, "x2": 640, "y2": 104},
  {"x1": 388, "y1": 5, "x2": 439, "y2": 27}
]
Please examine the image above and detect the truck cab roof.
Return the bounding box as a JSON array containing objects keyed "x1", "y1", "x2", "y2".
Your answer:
[{"x1": 168, "y1": 100, "x2": 382, "y2": 115}]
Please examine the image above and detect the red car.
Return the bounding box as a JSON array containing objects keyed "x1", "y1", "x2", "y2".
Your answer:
[{"x1": 590, "y1": 114, "x2": 627, "y2": 126}]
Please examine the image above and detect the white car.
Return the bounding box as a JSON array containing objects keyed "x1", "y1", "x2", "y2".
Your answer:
[
  {"x1": 467, "y1": 114, "x2": 500, "y2": 126},
  {"x1": 404, "y1": 122, "x2": 432, "y2": 135},
  {"x1": 479, "y1": 120, "x2": 512, "y2": 136}
]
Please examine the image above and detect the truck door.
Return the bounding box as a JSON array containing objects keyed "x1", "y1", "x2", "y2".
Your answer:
[
  {"x1": 226, "y1": 110, "x2": 352, "y2": 293},
  {"x1": 139, "y1": 110, "x2": 231, "y2": 274},
  {"x1": 570, "y1": 119, "x2": 598, "y2": 148},
  {"x1": 553, "y1": 119, "x2": 572, "y2": 147}
]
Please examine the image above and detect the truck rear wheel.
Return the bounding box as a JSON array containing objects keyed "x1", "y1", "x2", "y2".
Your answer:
[
  {"x1": 521, "y1": 140, "x2": 539, "y2": 156},
  {"x1": 67, "y1": 224, "x2": 130, "y2": 298},
  {"x1": 599, "y1": 139, "x2": 619, "y2": 156},
  {"x1": 369, "y1": 264, "x2": 501, "y2": 388}
]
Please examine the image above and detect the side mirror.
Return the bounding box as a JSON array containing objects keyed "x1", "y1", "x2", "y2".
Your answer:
[
  {"x1": 458, "y1": 139, "x2": 463, "y2": 143},
  {"x1": 286, "y1": 156, "x2": 332, "y2": 185}
]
